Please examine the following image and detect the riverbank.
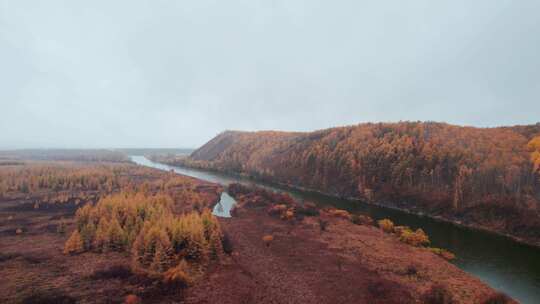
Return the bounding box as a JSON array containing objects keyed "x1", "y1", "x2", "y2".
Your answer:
[
  {"x1": 152, "y1": 157, "x2": 540, "y2": 250},
  {"x1": 135, "y1": 155, "x2": 540, "y2": 303},
  {"x1": 186, "y1": 183, "x2": 514, "y2": 304}
]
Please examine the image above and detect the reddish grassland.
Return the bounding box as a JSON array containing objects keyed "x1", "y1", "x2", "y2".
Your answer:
[
  {"x1": 185, "y1": 183, "x2": 515, "y2": 304},
  {"x1": 0, "y1": 161, "x2": 222, "y2": 303},
  {"x1": 0, "y1": 160, "x2": 514, "y2": 304}
]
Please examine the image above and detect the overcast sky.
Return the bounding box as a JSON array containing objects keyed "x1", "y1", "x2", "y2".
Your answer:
[{"x1": 1, "y1": 1, "x2": 539, "y2": 149}]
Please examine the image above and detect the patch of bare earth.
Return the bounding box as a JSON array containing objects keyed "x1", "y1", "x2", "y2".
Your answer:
[
  {"x1": 0, "y1": 212, "x2": 136, "y2": 303},
  {"x1": 186, "y1": 201, "x2": 509, "y2": 304}
]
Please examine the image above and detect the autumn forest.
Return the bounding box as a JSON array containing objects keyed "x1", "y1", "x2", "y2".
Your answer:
[{"x1": 169, "y1": 122, "x2": 540, "y2": 245}]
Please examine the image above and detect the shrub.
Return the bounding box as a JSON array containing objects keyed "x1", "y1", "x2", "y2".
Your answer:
[
  {"x1": 268, "y1": 204, "x2": 288, "y2": 216},
  {"x1": 162, "y1": 259, "x2": 193, "y2": 287},
  {"x1": 399, "y1": 228, "x2": 430, "y2": 247},
  {"x1": 481, "y1": 292, "x2": 512, "y2": 304},
  {"x1": 296, "y1": 202, "x2": 319, "y2": 217},
  {"x1": 422, "y1": 284, "x2": 455, "y2": 304},
  {"x1": 351, "y1": 214, "x2": 373, "y2": 225},
  {"x1": 262, "y1": 235, "x2": 274, "y2": 247},
  {"x1": 64, "y1": 230, "x2": 84, "y2": 255},
  {"x1": 429, "y1": 247, "x2": 456, "y2": 260},
  {"x1": 280, "y1": 209, "x2": 295, "y2": 221},
  {"x1": 329, "y1": 209, "x2": 351, "y2": 219},
  {"x1": 378, "y1": 219, "x2": 394, "y2": 233},
  {"x1": 124, "y1": 294, "x2": 142, "y2": 304},
  {"x1": 394, "y1": 225, "x2": 408, "y2": 235}
]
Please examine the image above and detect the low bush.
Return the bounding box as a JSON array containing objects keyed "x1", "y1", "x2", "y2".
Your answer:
[
  {"x1": 63, "y1": 230, "x2": 84, "y2": 255},
  {"x1": 124, "y1": 294, "x2": 142, "y2": 304},
  {"x1": 328, "y1": 209, "x2": 351, "y2": 219},
  {"x1": 393, "y1": 225, "x2": 408, "y2": 235},
  {"x1": 280, "y1": 209, "x2": 295, "y2": 221},
  {"x1": 378, "y1": 219, "x2": 394, "y2": 233},
  {"x1": 398, "y1": 228, "x2": 430, "y2": 247},
  {"x1": 429, "y1": 247, "x2": 456, "y2": 260},
  {"x1": 360, "y1": 215, "x2": 374, "y2": 225},
  {"x1": 296, "y1": 202, "x2": 319, "y2": 217},
  {"x1": 162, "y1": 259, "x2": 193, "y2": 287},
  {"x1": 262, "y1": 235, "x2": 274, "y2": 247},
  {"x1": 268, "y1": 204, "x2": 288, "y2": 216},
  {"x1": 350, "y1": 214, "x2": 373, "y2": 225}
]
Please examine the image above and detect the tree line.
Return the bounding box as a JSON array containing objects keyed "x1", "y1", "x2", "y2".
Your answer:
[{"x1": 182, "y1": 122, "x2": 540, "y2": 243}]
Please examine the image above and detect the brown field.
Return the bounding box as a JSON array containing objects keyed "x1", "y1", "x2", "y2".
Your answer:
[
  {"x1": 0, "y1": 161, "x2": 222, "y2": 304},
  {"x1": 185, "y1": 183, "x2": 513, "y2": 304},
  {"x1": 0, "y1": 161, "x2": 513, "y2": 304}
]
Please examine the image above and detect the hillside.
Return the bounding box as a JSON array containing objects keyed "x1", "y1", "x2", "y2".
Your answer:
[{"x1": 182, "y1": 122, "x2": 540, "y2": 245}]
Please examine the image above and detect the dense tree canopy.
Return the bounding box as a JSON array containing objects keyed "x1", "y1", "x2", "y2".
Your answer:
[{"x1": 180, "y1": 122, "x2": 540, "y2": 243}]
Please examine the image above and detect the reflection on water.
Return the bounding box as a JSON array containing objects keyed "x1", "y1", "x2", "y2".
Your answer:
[
  {"x1": 131, "y1": 155, "x2": 540, "y2": 304},
  {"x1": 213, "y1": 192, "x2": 236, "y2": 218},
  {"x1": 215, "y1": 202, "x2": 224, "y2": 215}
]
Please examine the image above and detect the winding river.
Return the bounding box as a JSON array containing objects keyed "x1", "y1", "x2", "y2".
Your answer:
[{"x1": 131, "y1": 155, "x2": 540, "y2": 303}]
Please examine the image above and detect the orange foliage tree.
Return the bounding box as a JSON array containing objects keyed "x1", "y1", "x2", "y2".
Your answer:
[{"x1": 179, "y1": 122, "x2": 540, "y2": 242}]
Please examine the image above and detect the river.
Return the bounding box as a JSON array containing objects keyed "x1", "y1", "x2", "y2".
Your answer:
[{"x1": 131, "y1": 155, "x2": 540, "y2": 303}]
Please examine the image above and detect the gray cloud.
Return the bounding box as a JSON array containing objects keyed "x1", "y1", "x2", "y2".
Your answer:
[{"x1": 1, "y1": 0, "x2": 539, "y2": 149}]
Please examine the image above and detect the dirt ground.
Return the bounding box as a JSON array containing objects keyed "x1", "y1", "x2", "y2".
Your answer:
[
  {"x1": 185, "y1": 194, "x2": 510, "y2": 304},
  {"x1": 0, "y1": 170, "x2": 512, "y2": 304}
]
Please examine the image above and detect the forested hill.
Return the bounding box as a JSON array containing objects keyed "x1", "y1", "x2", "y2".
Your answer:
[{"x1": 186, "y1": 122, "x2": 540, "y2": 244}]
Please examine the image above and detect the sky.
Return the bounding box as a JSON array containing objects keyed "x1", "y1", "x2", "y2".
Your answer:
[{"x1": 1, "y1": 0, "x2": 539, "y2": 149}]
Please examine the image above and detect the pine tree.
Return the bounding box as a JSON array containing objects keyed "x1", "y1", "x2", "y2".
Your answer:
[
  {"x1": 64, "y1": 230, "x2": 84, "y2": 255},
  {"x1": 80, "y1": 222, "x2": 97, "y2": 250},
  {"x1": 107, "y1": 217, "x2": 127, "y2": 251},
  {"x1": 93, "y1": 217, "x2": 110, "y2": 250},
  {"x1": 150, "y1": 243, "x2": 172, "y2": 273}
]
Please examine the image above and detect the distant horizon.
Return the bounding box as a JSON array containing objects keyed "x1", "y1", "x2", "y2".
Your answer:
[
  {"x1": 0, "y1": 147, "x2": 196, "y2": 152},
  {"x1": 1, "y1": 119, "x2": 539, "y2": 150}
]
